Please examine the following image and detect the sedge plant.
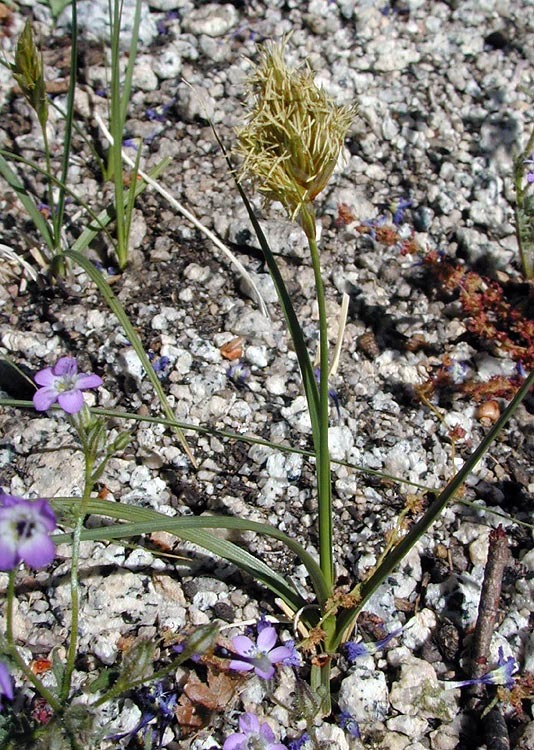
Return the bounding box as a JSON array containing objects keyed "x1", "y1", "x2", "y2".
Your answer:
[{"x1": 59, "y1": 42, "x2": 534, "y2": 715}]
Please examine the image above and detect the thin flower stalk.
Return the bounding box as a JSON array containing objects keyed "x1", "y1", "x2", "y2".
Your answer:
[
  {"x1": 5, "y1": 570, "x2": 62, "y2": 712},
  {"x1": 60, "y1": 432, "x2": 95, "y2": 703}
]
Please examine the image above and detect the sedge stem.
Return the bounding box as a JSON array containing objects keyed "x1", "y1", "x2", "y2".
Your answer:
[{"x1": 301, "y1": 204, "x2": 334, "y2": 595}]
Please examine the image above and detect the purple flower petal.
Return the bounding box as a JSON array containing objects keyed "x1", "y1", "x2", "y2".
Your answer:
[
  {"x1": 268, "y1": 645, "x2": 293, "y2": 664},
  {"x1": 257, "y1": 626, "x2": 277, "y2": 652},
  {"x1": 34, "y1": 367, "x2": 56, "y2": 387},
  {"x1": 239, "y1": 713, "x2": 260, "y2": 734},
  {"x1": 0, "y1": 662, "x2": 14, "y2": 706},
  {"x1": 33, "y1": 387, "x2": 60, "y2": 411},
  {"x1": 0, "y1": 539, "x2": 18, "y2": 570},
  {"x1": 255, "y1": 663, "x2": 275, "y2": 679},
  {"x1": 53, "y1": 357, "x2": 77, "y2": 376},
  {"x1": 33, "y1": 499, "x2": 57, "y2": 531},
  {"x1": 57, "y1": 390, "x2": 85, "y2": 414},
  {"x1": 222, "y1": 733, "x2": 247, "y2": 750},
  {"x1": 19, "y1": 533, "x2": 56, "y2": 568},
  {"x1": 76, "y1": 373, "x2": 103, "y2": 389},
  {"x1": 232, "y1": 635, "x2": 256, "y2": 657},
  {"x1": 259, "y1": 721, "x2": 277, "y2": 742},
  {"x1": 228, "y1": 659, "x2": 254, "y2": 673}
]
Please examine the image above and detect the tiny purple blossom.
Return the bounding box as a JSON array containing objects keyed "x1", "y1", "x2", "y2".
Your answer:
[
  {"x1": 314, "y1": 368, "x2": 341, "y2": 418},
  {"x1": 280, "y1": 639, "x2": 301, "y2": 669},
  {"x1": 443, "y1": 647, "x2": 518, "y2": 691},
  {"x1": 345, "y1": 627, "x2": 402, "y2": 663},
  {"x1": 0, "y1": 494, "x2": 56, "y2": 570},
  {"x1": 288, "y1": 733, "x2": 310, "y2": 750},
  {"x1": 33, "y1": 357, "x2": 102, "y2": 414},
  {"x1": 223, "y1": 712, "x2": 286, "y2": 750},
  {"x1": 227, "y1": 362, "x2": 251, "y2": 387},
  {"x1": 108, "y1": 681, "x2": 176, "y2": 749},
  {"x1": 0, "y1": 662, "x2": 14, "y2": 709},
  {"x1": 392, "y1": 198, "x2": 412, "y2": 226},
  {"x1": 229, "y1": 626, "x2": 293, "y2": 680},
  {"x1": 338, "y1": 711, "x2": 360, "y2": 738}
]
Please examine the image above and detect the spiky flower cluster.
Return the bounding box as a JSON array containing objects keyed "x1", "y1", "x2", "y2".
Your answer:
[{"x1": 236, "y1": 42, "x2": 355, "y2": 220}]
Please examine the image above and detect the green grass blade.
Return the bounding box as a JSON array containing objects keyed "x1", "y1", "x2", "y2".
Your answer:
[
  {"x1": 0, "y1": 397, "x2": 440, "y2": 494},
  {"x1": 124, "y1": 139, "x2": 143, "y2": 245},
  {"x1": 0, "y1": 152, "x2": 54, "y2": 249},
  {"x1": 70, "y1": 159, "x2": 170, "y2": 256},
  {"x1": 109, "y1": 0, "x2": 126, "y2": 267},
  {"x1": 60, "y1": 249, "x2": 195, "y2": 465},
  {"x1": 120, "y1": 0, "x2": 142, "y2": 127},
  {"x1": 0, "y1": 151, "x2": 167, "y2": 260},
  {"x1": 212, "y1": 128, "x2": 321, "y2": 454},
  {"x1": 332, "y1": 369, "x2": 534, "y2": 647},
  {"x1": 52, "y1": 497, "x2": 327, "y2": 611},
  {"x1": 53, "y1": 0, "x2": 77, "y2": 239}
]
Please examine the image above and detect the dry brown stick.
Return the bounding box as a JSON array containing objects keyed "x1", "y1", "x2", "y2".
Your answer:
[
  {"x1": 467, "y1": 525, "x2": 510, "y2": 749},
  {"x1": 471, "y1": 526, "x2": 510, "y2": 680}
]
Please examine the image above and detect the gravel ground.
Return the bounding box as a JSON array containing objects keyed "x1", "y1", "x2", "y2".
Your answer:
[{"x1": 0, "y1": 1, "x2": 533, "y2": 748}]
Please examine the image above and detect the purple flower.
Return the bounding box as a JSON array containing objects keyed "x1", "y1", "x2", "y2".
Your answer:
[
  {"x1": 229, "y1": 626, "x2": 294, "y2": 680},
  {"x1": 223, "y1": 712, "x2": 286, "y2": 750},
  {"x1": 33, "y1": 357, "x2": 102, "y2": 414},
  {"x1": 345, "y1": 627, "x2": 402, "y2": 663},
  {"x1": 227, "y1": 362, "x2": 251, "y2": 387},
  {"x1": 444, "y1": 647, "x2": 518, "y2": 691},
  {"x1": 288, "y1": 733, "x2": 310, "y2": 750},
  {"x1": 0, "y1": 494, "x2": 56, "y2": 570},
  {"x1": 444, "y1": 359, "x2": 469, "y2": 385},
  {"x1": 314, "y1": 368, "x2": 341, "y2": 418},
  {"x1": 392, "y1": 198, "x2": 412, "y2": 226},
  {"x1": 0, "y1": 662, "x2": 14, "y2": 709},
  {"x1": 108, "y1": 682, "x2": 176, "y2": 749},
  {"x1": 280, "y1": 639, "x2": 301, "y2": 668},
  {"x1": 338, "y1": 711, "x2": 360, "y2": 738}
]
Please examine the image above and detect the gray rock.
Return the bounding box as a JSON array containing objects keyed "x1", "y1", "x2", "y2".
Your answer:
[
  {"x1": 338, "y1": 663, "x2": 389, "y2": 723},
  {"x1": 181, "y1": 3, "x2": 238, "y2": 37},
  {"x1": 389, "y1": 656, "x2": 458, "y2": 721},
  {"x1": 58, "y1": 0, "x2": 158, "y2": 47}
]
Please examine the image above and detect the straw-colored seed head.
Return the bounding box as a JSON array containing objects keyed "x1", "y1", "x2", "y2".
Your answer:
[{"x1": 236, "y1": 42, "x2": 356, "y2": 220}]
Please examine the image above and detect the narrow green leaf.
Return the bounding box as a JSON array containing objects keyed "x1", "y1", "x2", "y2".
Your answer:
[
  {"x1": 53, "y1": 0, "x2": 77, "y2": 241},
  {"x1": 332, "y1": 370, "x2": 534, "y2": 647},
  {"x1": 211, "y1": 128, "x2": 321, "y2": 456},
  {"x1": 0, "y1": 153, "x2": 53, "y2": 249},
  {"x1": 60, "y1": 248, "x2": 195, "y2": 465},
  {"x1": 70, "y1": 159, "x2": 170, "y2": 256},
  {"x1": 52, "y1": 497, "x2": 328, "y2": 611}
]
